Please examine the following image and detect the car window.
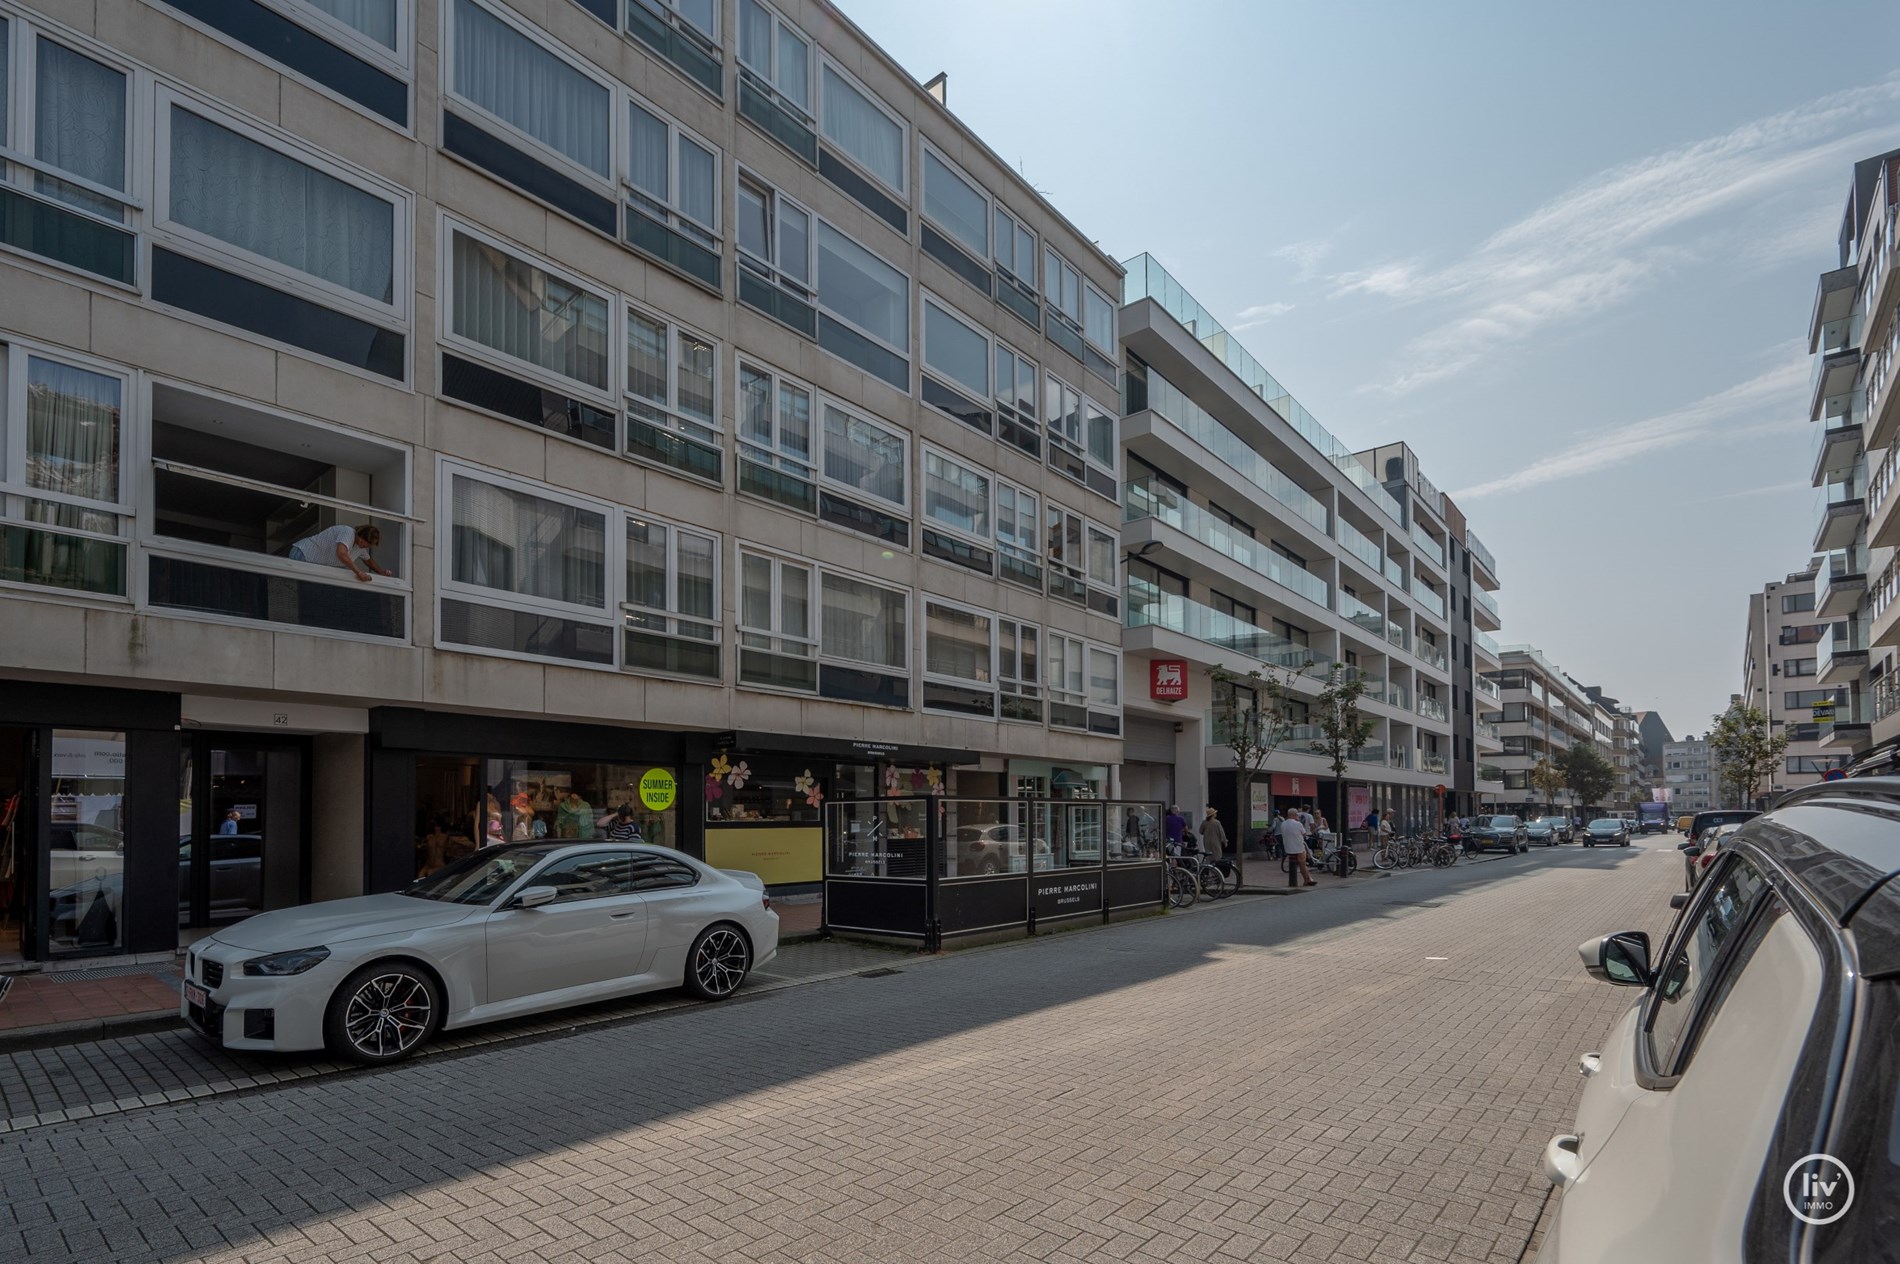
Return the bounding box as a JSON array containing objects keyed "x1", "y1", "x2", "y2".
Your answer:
[
  {"x1": 531, "y1": 850, "x2": 642, "y2": 903},
  {"x1": 625, "y1": 854, "x2": 701, "y2": 892},
  {"x1": 1646, "y1": 855, "x2": 1773, "y2": 1074}
]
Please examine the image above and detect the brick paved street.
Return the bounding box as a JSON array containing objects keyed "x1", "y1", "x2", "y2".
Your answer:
[{"x1": 0, "y1": 838, "x2": 1683, "y2": 1264}]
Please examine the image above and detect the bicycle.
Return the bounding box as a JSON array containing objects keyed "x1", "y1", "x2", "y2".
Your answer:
[
  {"x1": 1168, "y1": 843, "x2": 1228, "y2": 902},
  {"x1": 1161, "y1": 849, "x2": 1202, "y2": 908}
]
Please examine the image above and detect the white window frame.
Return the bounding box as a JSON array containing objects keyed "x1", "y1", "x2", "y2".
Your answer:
[
  {"x1": 921, "y1": 290, "x2": 991, "y2": 408},
  {"x1": 735, "y1": 0, "x2": 811, "y2": 119},
  {"x1": 0, "y1": 15, "x2": 143, "y2": 241},
  {"x1": 994, "y1": 477, "x2": 1039, "y2": 565},
  {"x1": 153, "y1": 86, "x2": 411, "y2": 324},
  {"x1": 258, "y1": 0, "x2": 413, "y2": 73},
  {"x1": 733, "y1": 536, "x2": 817, "y2": 684},
  {"x1": 922, "y1": 596, "x2": 996, "y2": 717},
  {"x1": 626, "y1": 91, "x2": 722, "y2": 248},
  {"x1": 735, "y1": 357, "x2": 816, "y2": 482},
  {"x1": 993, "y1": 203, "x2": 1037, "y2": 294},
  {"x1": 1047, "y1": 631, "x2": 1087, "y2": 727},
  {"x1": 921, "y1": 444, "x2": 991, "y2": 547},
  {"x1": 1083, "y1": 281, "x2": 1117, "y2": 355},
  {"x1": 623, "y1": 509, "x2": 721, "y2": 650},
  {"x1": 818, "y1": 395, "x2": 908, "y2": 512},
  {"x1": 1045, "y1": 371, "x2": 1082, "y2": 452},
  {"x1": 818, "y1": 564, "x2": 910, "y2": 678},
  {"x1": 736, "y1": 166, "x2": 814, "y2": 300},
  {"x1": 816, "y1": 53, "x2": 907, "y2": 196},
  {"x1": 1043, "y1": 245, "x2": 1081, "y2": 325},
  {"x1": 638, "y1": 0, "x2": 720, "y2": 45},
  {"x1": 442, "y1": 0, "x2": 617, "y2": 189},
  {"x1": 626, "y1": 300, "x2": 718, "y2": 447},
  {"x1": 1087, "y1": 642, "x2": 1122, "y2": 716},
  {"x1": 438, "y1": 216, "x2": 618, "y2": 406},
  {"x1": 436, "y1": 459, "x2": 615, "y2": 625},
  {"x1": 1046, "y1": 503, "x2": 1117, "y2": 599},
  {"x1": 920, "y1": 142, "x2": 989, "y2": 260},
  {"x1": 997, "y1": 616, "x2": 1041, "y2": 722},
  {"x1": 1082, "y1": 393, "x2": 1118, "y2": 481},
  {"x1": 816, "y1": 218, "x2": 912, "y2": 363}
]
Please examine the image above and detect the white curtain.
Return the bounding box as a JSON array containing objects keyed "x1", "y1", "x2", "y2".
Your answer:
[
  {"x1": 820, "y1": 66, "x2": 902, "y2": 190},
  {"x1": 451, "y1": 232, "x2": 609, "y2": 390},
  {"x1": 25, "y1": 356, "x2": 120, "y2": 507},
  {"x1": 738, "y1": 0, "x2": 771, "y2": 74},
  {"x1": 303, "y1": 0, "x2": 398, "y2": 49},
  {"x1": 776, "y1": 26, "x2": 809, "y2": 109},
  {"x1": 676, "y1": 136, "x2": 715, "y2": 230},
  {"x1": 169, "y1": 108, "x2": 394, "y2": 303},
  {"x1": 823, "y1": 407, "x2": 904, "y2": 506},
  {"x1": 34, "y1": 39, "x2": 126, "y2": 218},
  {"x1": 455, "y1": 0, "x2": 609, "y2": 177},
  {"x1": 627, "y1": 103, "x2": 669, "y2": 201},
  {"x1": 451, "y1": 476, "x2": 605, "y2": 608},
  {"x1": 821, "y1": 573, "x2": 904, "y2": 668},
  {"x1": 926, "y1": 603, "x2": 989, "y2": 682}
]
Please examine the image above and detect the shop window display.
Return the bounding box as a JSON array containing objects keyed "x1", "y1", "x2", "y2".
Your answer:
[
  {"x1": 704, "y1": 754, "x2": 824, "y2": 823},
  {"x1": 415, "y1": 757, "x2": 681, "y2": 877},
  {"x1": 46, "y1": 731, "x2": 128, "y2": 954}
]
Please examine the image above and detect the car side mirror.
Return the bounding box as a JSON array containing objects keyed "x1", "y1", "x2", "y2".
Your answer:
[
  {"x1": 1668, "y1": 893, "x2": 1690, "y2": 910},
  {"x1": 1677, "y1": 842, "x2": 1695, "y2": 852},
  {"x1": 1580, "y1": 930, "x2": 1652, "y2": 986},
  {"x1": 509, "y1": 885, "x2": 558, "y2": 910}
]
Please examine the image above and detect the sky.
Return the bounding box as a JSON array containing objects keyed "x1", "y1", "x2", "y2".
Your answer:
[{"x1": 847, "y1": 0, "x2": 1900, "y2": 738}]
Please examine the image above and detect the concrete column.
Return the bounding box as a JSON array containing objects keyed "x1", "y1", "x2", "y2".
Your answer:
[
  {"x1": 311, "y1": 733, "x2": 366, "y2": 902},
  {"x1": 1176, "y1": 713, "x2": 1207, "y2": 820}
]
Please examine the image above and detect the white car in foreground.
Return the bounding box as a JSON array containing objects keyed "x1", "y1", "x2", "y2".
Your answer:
[{"x1": 182, "y1": 842, "x2": 778, "y2": 1064}]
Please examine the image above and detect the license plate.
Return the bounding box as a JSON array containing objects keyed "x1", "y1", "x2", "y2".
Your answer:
[{"x1": 184, "y1": 983, "x2": 207, "y2": 1008}]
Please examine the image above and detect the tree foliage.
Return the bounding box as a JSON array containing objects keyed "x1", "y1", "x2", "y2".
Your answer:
[
  {"x1": 1708, "y1": 701, "x2": 1791, "y2": 808},
  {"x1": 1208, "y1": 661, "x2": 1307, "y2": 863},
  {"x1": 1308, "y1": 665, "x2": 1377, "y2": 838},
  {"x1": 1529, "y1": 757, "x2": 1566, "y2": 814},
  {"x1": 1558, "y1": 744, "x2": 1617, "y2": 812}
]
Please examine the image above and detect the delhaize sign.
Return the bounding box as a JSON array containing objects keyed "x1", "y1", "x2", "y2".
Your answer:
[{"x1": 1150, "y1": 659, "x2": 1187, "y2": 701}]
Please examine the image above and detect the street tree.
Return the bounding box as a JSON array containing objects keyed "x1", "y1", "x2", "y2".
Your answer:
[
  {"x1": 1308, "y1": 664, "x2": 1376, "y2": 844},
  {"x1": 1208, "y1": 661, "x2": 1307, "y2": 878},
  {"x1": 1558, "y1": 744, "x2": 1617, "y2": 815},
  {"x1": 1529, "y1": 757, "x2": 1565, "y2": 816},
  {"x1": 1708, "y1": 701, "x2": 1791, "y2": 808}
]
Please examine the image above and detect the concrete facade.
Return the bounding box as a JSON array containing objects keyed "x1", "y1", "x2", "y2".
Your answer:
[{"x1": 1742, "y1": 566, "x2": 1845, "y2": 798}]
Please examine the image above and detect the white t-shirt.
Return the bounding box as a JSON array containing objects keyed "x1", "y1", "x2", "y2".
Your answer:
[
  {"x1": 1278, "y1": 817, "x2": 1309, "y2": 855},
  {"x1": 293, "y1": 523, "x2": 366, "y2": 567}
]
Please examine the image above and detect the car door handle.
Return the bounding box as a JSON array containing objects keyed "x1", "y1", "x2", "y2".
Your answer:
[
  {"x1": 1577, "y1": 1052, "x2": 1602, "y2": 1078},
  {"x1": 1543, "y1": 1134, "x2": 1583, "y2": 1187},
  {"x1": 610, "y1": 910, "x2": 641, "y2": 920}
]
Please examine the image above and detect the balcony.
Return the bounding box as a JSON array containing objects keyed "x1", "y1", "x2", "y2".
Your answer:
[
  {"x1": 1871, "y1": 312, "x2": 1900, "y2": 453},
  {"x1": 1813, "y1": 409, "x2": 1863, "y2": 489},
  {"x1": 1477, "y1": 673, "x2": 1501, "y2": 701},
  {"x1": 1476, "y1": 719, "x2": 1503, "y2": 746},
  {"x1": 1472, "y1": 584, "x2": 1501, "y2": 631},
  {"x1": 1817, "y1": 549, "x2": 1868, "y2": 618},
  {"x1": 1813, "y1": 477, "x2": 1867, "y2": 554},
  {"x1": 1416, "y1": 640, "x2": 1449, "y2": 674},
  {"x1": 1384, "y1": 618, "x2": 1409, "y2": 652},
  {"x1": 1477, "y1": 763, "x2": 1505, "y2": 786},
  {"x1": 1410, "y1": 519, "x2": 1446, "y2": 569},
  {"x1": 1818, "y1": 620, "x2": 1868, "y2": 685},
  {"x1": 1334, "y1": 516, "x2": 1383, "y2": 576},
  {"x1": 1388, "y1": 748, "x2": 1414, "y2": 771},
  {"x1": 1125, "y1": 477, "x2": 1332, "y2": 610},
  {"x1": 1361, "y1": 678, "x2": 1410, "y2": 711},
  {"x1": 1467, "y1": 530, "x2": 1498, "y2": 587},
  {"x1": 1419, "y1": 751, "x2": 1447, "y2": 775},
  {"x1": 1475, "y1": 629, "x2": 1502, "y2": 665},
  {"x1": 1208, "y1": 712, "x2": 1324, "y2": 748},
  {"x1": 1125, "y1": 577, "x2": 1329, "y2": 673},
  {"x1": 1338, "y1": 590, "x2": 1386, "y2": 641},
  {"x1": 1416, "y1": 695, "x2": 1448, "y2": 723},
  {"x1": 1413, "y1": 584, "x2": 1447, "y2": 620},
  {"x1": 1872, "y1": 558, "x2": 1900, "y2": 649},
  {"x1": 1349, "y1": 744, "x2": 1388, "y2": 767},
  {"x1": 1382, "y1": 553, "x2": 1408, "y2": 593},
  {"x1": 1809, "y1": 316, "x2": 1860, "y2": 423}
]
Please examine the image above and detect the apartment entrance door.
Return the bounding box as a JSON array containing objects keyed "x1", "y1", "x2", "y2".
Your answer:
[
  {"x1": 178, "y1": 736, "x2": 308, "y2": 943},
  {"x1": 0, "y1": 727, "x2": 30, "y2": 968}
]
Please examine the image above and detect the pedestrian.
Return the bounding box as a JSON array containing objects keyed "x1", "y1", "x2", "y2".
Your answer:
[
  {"x1": 287, "y1": 522, "x2": 392, "y2": 583},
  {"x1": 1279, "y1": 811, "x2": 1314, "y2": 887},
  {"x1": 218, "y1": 808, "x2": 242, "y2": 836},
  {"x1": 1200, "y1": 806, "x2": 1228, "y2": 860},
  {"x1": 1164, "y1": 804, "x2": 1188, "y2": 854},
  {"x1": 597, "y1": 802, "x2": 644, "y2": 842}
]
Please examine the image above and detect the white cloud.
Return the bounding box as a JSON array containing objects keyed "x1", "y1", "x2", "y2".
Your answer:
[
  {"x1": 1691, "y1": 479, "x2": 1812, "y2": 505},
  {"x1": 1451, "y1": 354, "x2": 1807, "y2": 500},
  {"x1": 1336, "y1": 74, "x2": 1900, "y2": 395},
  {"x1": 1232, "y1": 301, "x2": 1294, "y2": 331},
  {"x1": 1272, "y1": 236, "x2": 1337, "y2": 280}
]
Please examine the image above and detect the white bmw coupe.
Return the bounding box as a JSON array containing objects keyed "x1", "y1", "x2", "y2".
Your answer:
[{"x1": 181, "y1": 842, "x2": 779, "y2": 1064}]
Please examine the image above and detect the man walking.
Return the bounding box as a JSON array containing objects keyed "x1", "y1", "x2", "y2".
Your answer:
[
  {"x1": 1279, "y1": 810, "x2": 1314, "y2": 887},
  {"x1": 1164, "y1": 805, "x2": 1188, "y2": 854}
]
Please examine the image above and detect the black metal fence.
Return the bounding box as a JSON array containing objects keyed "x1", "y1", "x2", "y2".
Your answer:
[{"x1": 822, "y1": 796, "x2": 1167, "y2": 948}]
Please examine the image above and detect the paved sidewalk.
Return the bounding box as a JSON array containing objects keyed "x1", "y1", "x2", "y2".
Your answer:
[
  {"x1": 0, "y1": 839, "x2": 1681, "y2": 1263},
  {"x1": 0, "y1": 966, "x2": 181, "y2": 1034}
]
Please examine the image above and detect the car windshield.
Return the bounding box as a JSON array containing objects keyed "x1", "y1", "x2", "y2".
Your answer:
[
  {"x1": 1487, "y1": 817, "x2": 1517, "y2": 828},
  {"x1": 1589, "y1": 819, "x2": 1621, "y2": 829},
  {"x1": 404, "y1": 845, "x2": 559, "y2": 905}
]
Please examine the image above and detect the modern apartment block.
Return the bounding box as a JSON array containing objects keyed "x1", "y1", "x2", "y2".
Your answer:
[
  {"x1": 1663, "y1": 737, "x2": 1715, "y2": 813},
  {"x1": 1115, "y1": 255, "x2": 1504, "y2": 840},
  {"x1": 1583, "y1": 685, "x2": 1647, "y2": 807},
  {"x1": 1483, "y1": 645, "x2": 1605, "y2": 815},
  {"x1": 1813, "y1": 148, "x2": 1900, "y2": 762},
  {"x1": 0, "y1": 0, "x2": 1130, "y2": 967},
  {"x1": 1742, "y1": 565, "x2": 1845, "y2": 797}
]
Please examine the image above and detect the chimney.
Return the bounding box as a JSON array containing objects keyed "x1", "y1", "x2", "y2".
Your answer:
[{"x1": 924, "y1": 72, "x2": 948, "y2": 105}]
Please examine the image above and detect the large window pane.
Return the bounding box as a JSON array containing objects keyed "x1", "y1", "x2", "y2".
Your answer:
[
  {"x1": 823, "y1": 405, "x2": 905, "y2": 507},
  {"x1": 1085, "y1": 286, "x2": 1115, "y2": 350},
  {"x1": 27, "y1": 357, "x2": 120, "y2": 505},
  {"x1": 35, "y1": 39, "x2": 127, "y2": 218},
  {"x1": 47, "y1": 731, "x2": 126, "y2": 954},
  {"x1": 821, "y1": 573, "x2": 905, "y2": 668},
  {"x1": 777, "y1": 25, "x2": 809, "y2": 109},
  {"x1": 923, "y1": 151, "x2": 987, "y2": 256},
  {"x1": 168, "y1": 108, "x2": 395, "y2": 303},
  {"x1": 450, "y1": 475, "x2": 606, "y2": 608},
  {"x1": 303, "y1": 0, "x2": 400, "y2": 49},
  {"x1": 927, "y1": 602, "x2": 991, "y2": 682},
  {"x1": 627, "y1": 102, "x2": 668, "y2": 200},
  {"x1": 924, "y1": 451, "x2": 989, "y2": 538},
  {"x1": 450, "y1": 232, "x2": 609, "y2": 390},
  {"x1": 924, "y1": 300, "x2": 989, "y2": 398},
  {"x1": 818, "y1": 223, "x2": 908, "y2": 347},
  {"x1": 821, "y1": 65, "x2": 903, "y2": 190},
  {"x1": 454, "y1": 0, "x2": 610, "y2": 177}
]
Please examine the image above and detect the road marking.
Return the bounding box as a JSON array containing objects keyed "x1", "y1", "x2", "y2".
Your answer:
[{"x1": 1426, "y1": 956, "x2": 1449, "y2": 961}]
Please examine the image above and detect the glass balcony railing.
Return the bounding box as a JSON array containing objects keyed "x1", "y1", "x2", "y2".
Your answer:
[
  {"x1": 1125, "y1": 577, "x2": 1329, "y2": 672},
  {"x1": 1477, "y1": 674, "x2": 1501, "y2": 700},
  {"x1": 1413, "y1": 585, "x2": 1447, "y2": 619},
  {"x1": 1419, "y1": 751, "x2": 1447, "y2": 774},
  {"x1": 1122, "y1": 253, "x2": 1405, "y2": 524},
  {"x1": 1417, "y1": 641, "x2": 1448, "y2": 672},
  {"x1": 1357, "y1": 676, "x2": 1410, "y2": 710},
  {"x1": 1335, "y1": 516, "x2": 1382, "y2": 573},
  {"x1": 1385, "y1": 618, "x2": 1409, "y2": 651},
  {"x1": 1477, "y1": 763, "x2": 1505, "y2": 784},
  {"x1": 1350, "y1": 744, "x2": 1388, "y2": 766},
  {"x1": 1383, "y1": 554, "x2": 1407, "y2": 591},
  {"x1": 1411, "y1": 519, "x2": 1446, "y2": 567},
  {"x1": 1416, "y1": 695, "x2": 1448, "y2": 723},
  {"x1": 1476, "y1": 629, "x2": 1502, "y2": 660},
  {"x1": 1208, "y1": 712, "x2": 1326, "y2": 747},
  {"x1": 1467, "y1": 530, "x2": 1497, "y2": 577},
  {"x1": 1389, "y1": 749, "x2": 1415, "y2": 771},
  {"x1": 1477, "y1": 719, "x2": 1502, "y2": 742},
  {"x1": 1338, "y1": 591, "x2": 1386, "y2": 639},
  {"x1": 1472, "y1": 586, "x2": 1500, "y2": 622},
  {"x1": 1131, "y1": 364, "x2": 1329, "y2": 532},
  {"x1": 1125, "y1": 478, "x2": 1331, "y2": 608}
]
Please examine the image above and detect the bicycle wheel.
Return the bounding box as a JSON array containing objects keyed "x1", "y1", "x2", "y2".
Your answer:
[
  {"x1": 1167, "y1": 867, "x2": 1198, "y2": 909},
  {"x1": 1196, "y1": 863, "x2": 1226, "y2": 900},
  {"x1": 1372, "y1": 845, "x2": 1396, "y2": 870}
]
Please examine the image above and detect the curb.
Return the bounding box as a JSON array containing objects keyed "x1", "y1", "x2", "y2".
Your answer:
[{"x1": 0, "y1": 1011, "x2": 183, "y2": 1056}]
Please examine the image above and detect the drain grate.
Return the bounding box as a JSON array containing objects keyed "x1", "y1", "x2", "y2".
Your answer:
[
  {"x1": 1386, "y1": 900, "x2": 1446, "y2": 909},
  {"x1": 39, "y1": 963, "x2": 173, "y2": 981},
  {"x1": 857, "y1": 968, "x2": 903, "y2": 978}
]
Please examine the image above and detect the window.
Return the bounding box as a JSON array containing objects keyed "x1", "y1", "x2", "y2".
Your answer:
[
  {"x1": 923, "y1": 600, "x2": 994, "y2": 717},
  {"x1": 1781, "y1": 592, "x2": 1816, "y2": 614},
  {"x1": 816, "y1": 221, "x2": 910, "y2": 385},
  {"x1": 737, "y1": 0, "x2": 810, "y2": 113},
  {"x1": 445, "y1": 471, "x2": 606, "y2": 611},
  {"x1": 1646, "y1": 858, "x2": 1774, "y2": 1074},
  {"x1": 998, "y1": 617, "x2": 1040, "y2": 722},
  {"x1": 626, "y1": 305, "x2": 716, "y2": 447},
  {"x1": 1781, "y1": 623, "x2": 1828, "y2": 646},
  {"x1": 821, "y1": 401, "x2": 906, "y2": 510},
  {"x1": 627, "y1": 97, "x2": 719, "y2": 246},
  {"x1": 819, "y1": 60, "x2": 905, "y2": 192},
  {"x1": 1782, "y1": 657, "x2": 1817, "y2": 678},
  {"x1": 1210, "y1": 503, "x2": 1256, "y2": 539},
  {"x1": 1089, "y1": 644, "x2": 1120, "y2": 715},
  {"x1": 994, "y1": 343, "x2": 1038, "y2": 450},
  {"x1": 27, "y1": 35, "x2": 130, "y2": 221},
  {"x1": 1786, "y1": 688, "x2": 1845, "y2": 710},
  {"x1": 446, "y1": 227, "x2": 611, "y2": 394},
  {"x1": 1046, "y1": 504, "x2": 1117, "y2": 611},
  {"x1": 643, "y1": 0, "x2": 717, "y2": 42},
  {"x1": 1043, "y1": 246, "x2": 1081, "y2": 323},
  {"x1": 1210, "y1": 591, "x2": 1256, "y2": 626},
  {"x1": 288, "y1": 0, "x2": 402, "y2": 54},
  {"x1": 528, "y1": 848, "x2": 643, "y2": 903},
  {"x1": 1084, "y1": 283, "x2": 1116, "y2": 354},
  {"x1": 161, "y1": 100, "x2": 400, "y2": 309},
  {"x1": 1048, "y1": 632, "x2": 1086, "y2": 730},
  {"x1": 1787, "y1": 755, "x2": 1842, "y2": 775},
  {"x1": 995, "y1": 479, "x2": 1039, "y2": 584},
  {"x1": 449, "y1": 0, "x2": 611, "y2": 179},
  {"x1": 923, "y1": 295, "x2": 990, "y2": 401},
  {"x1": 923, "y1": 448, "x2": 990, "y2": 541},
  {"x1": 1046, "y1": 374, "x2": 1081, "y2": 450},
  {"x1": 1084, "y1": 395, "x2": 1117, "y2": 473},
  {"x1": 0, "y1": 343, "x2": 130, "y2": 597},
  {"x1": 736, "y1": 359, "x2": 816, "y2": 495},
  {"x1": 738, "y1": 549, "x2": 816, "y2": 690},
  {"x1": 993, "y1": 205, "x2": 1037, "y2": 290},
  {"x1": 923, "y1": 149, "x2": 988, "y2": 259},
  {"x1": 624, "y1": 515, "x2": 719, "y2": 678},
  {"x1": 820, "y1": 570, "x2": 908, "y2": 685},
  {"x1": 737, "y1": 174, "x2": 812, "y2": 295}
]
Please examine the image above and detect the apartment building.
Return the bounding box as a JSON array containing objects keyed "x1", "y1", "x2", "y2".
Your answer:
[
  {"x1": 1664, "y1": 737, "x2": 1715, "y2": 814},
  {"x1": 0, "y1": 0, "x2": 1129, "y2": 967},
  {"x1": 1482, "y1": 645, "x2": 1602, "y2": 816},
  {"x1": 1742, "y1": 566, "x2": 1845, "y2": 796},
  {"x1": 1813, "y1": 148, "x2": 1900, "y2": 763},
  {"x1": 1582, "y1": 685, "x2": 1647, "y2": 808},
  {"x1": 1114, "y1": 255, "x2": 1504, "y2": 841}
]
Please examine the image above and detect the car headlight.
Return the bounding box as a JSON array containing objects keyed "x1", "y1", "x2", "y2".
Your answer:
[{"x1": 242, "y1": 946, "x2": 331, "y2": 976}]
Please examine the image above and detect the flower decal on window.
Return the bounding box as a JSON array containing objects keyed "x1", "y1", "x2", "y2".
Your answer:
[
  {"x1": 710, "y1": 754, "x2": 732, "y2": 780},
  {"x1": 704, "y1": 774, "x2": 724, "y2": 802},
  {"x1": 727, "y1": 760, "x2": 752, "y2": 789},
  {"x1": 884, "y1": 764, "x2": 902, "y2": 794},
  {"x1": 910, "y1": 767, "x2": 927, "y2": 790},
  {"x1": 924, "y1": 766, "x2": 943, "y2": 794},
  {"x1": 795, "y1": 770, "x2": 824, "y2": 809}
]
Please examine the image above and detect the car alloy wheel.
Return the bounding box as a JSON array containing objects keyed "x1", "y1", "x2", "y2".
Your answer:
[
  {"x1": 325, "y1": 963, "x2": 440, "y2": 1065},
  {"x1": 685, "y1": 924, "x2": 751, "y2": 1000}
]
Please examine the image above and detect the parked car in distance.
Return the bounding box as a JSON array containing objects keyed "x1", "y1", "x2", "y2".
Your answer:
[
  {"x1": 955, "y1": 824, "x2": 1052, "y2": 874},
  {"x1": 1679, "y1": 824, "x2": 1742, "y2": 891},
  {"x1": 1468, "y1": 814, "x2": 1529, "y2": 853},
  {"x1": 1525, "y1": 816, "x2": 1570, "y2": 846},
  {"x1": 1581, "y1": 818, "x2": 1631, "y2": 847},
  {"x1": 1687, "y1": 809, "x2": 1759, "y2": 845},
  {"x1": 1675, "y1": 814, "x2": 1694, "y2": 834},
  {"x1": 181, "y1": 842, "x2": 779, "y2": 1064},
  {"x1": 1536, "y1": 780, "x2": 1900, "y2": 1262}
]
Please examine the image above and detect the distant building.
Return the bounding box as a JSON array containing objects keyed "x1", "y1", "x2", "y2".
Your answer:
[
  {"x1": 1742, "y1": 566, "x2": 1845, "y2": 800},
  {"x1": 1664, "y1": 737, "x2": 1716, "y2": 813}
]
